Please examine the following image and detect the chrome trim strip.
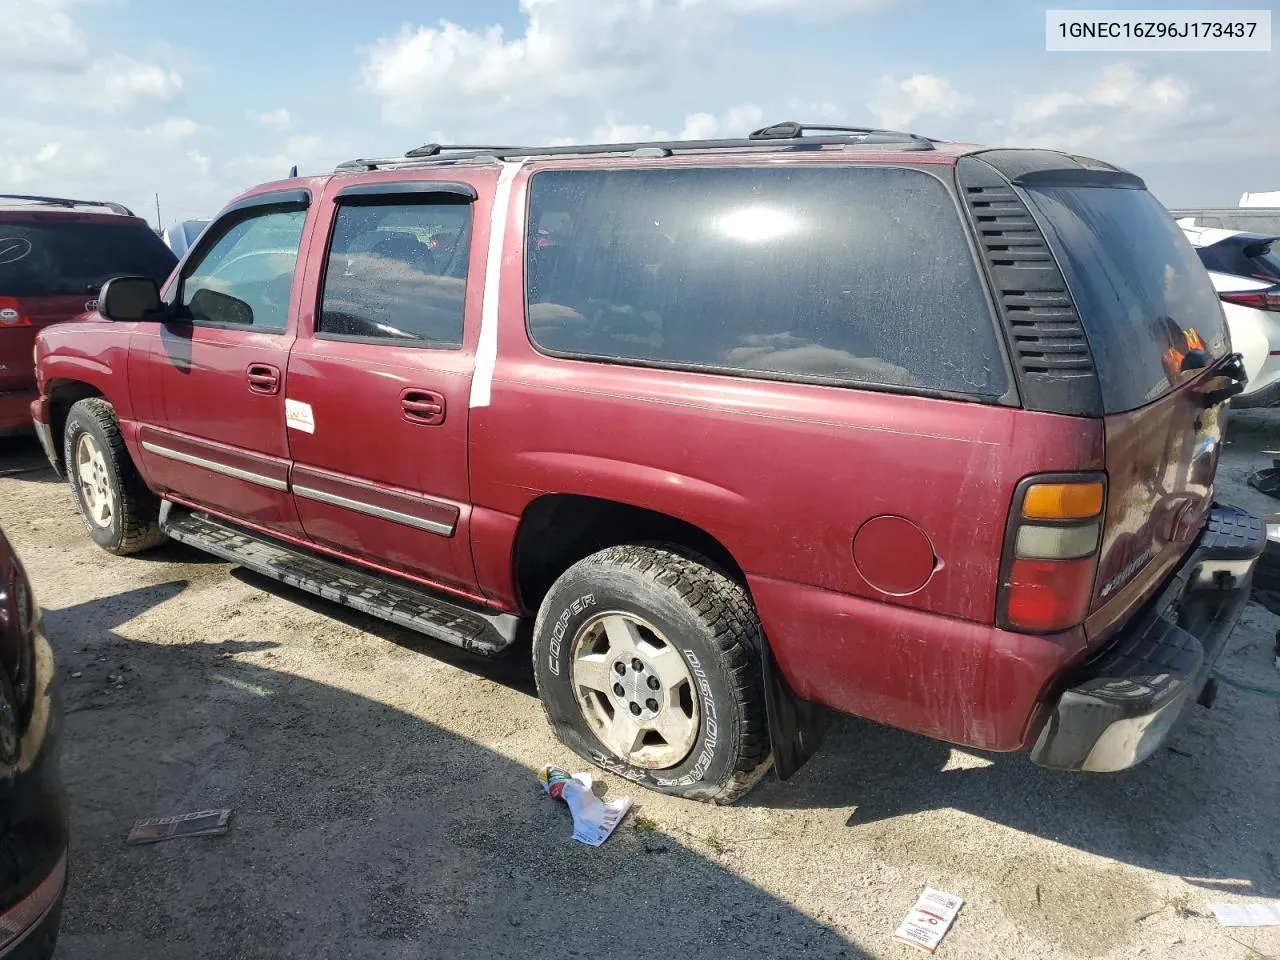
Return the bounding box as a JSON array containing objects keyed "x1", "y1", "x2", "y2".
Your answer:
[
  {"x1": 292, "y1": 484, "x2": 455, "y2": 536},
  {"x1": 141, "y1": 441, "x2": 288, "y2": 491}
]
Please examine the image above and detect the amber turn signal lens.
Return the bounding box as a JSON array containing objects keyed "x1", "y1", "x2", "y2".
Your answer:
[{"x1": 1022, "y1": 482, "x2": 1104, "y2": 521}]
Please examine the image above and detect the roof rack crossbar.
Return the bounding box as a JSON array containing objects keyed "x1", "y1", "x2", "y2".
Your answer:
[
  {"x1": 405, "y1": 143, "x2": 526, "y2": 159},
  {"x1": 336, "y1": 122, "x2": 934, "y2": 173},
  {"x1": 748, "y1": 121, "x2": 930, "y2": 143},
  {"x1": 0, "y1": 193, "x2": 135, "y2": 217}
]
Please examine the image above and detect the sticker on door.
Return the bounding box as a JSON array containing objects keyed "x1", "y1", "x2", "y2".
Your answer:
[{"x1": 285, "y1": 399, "x2": 315, "y2": 434}]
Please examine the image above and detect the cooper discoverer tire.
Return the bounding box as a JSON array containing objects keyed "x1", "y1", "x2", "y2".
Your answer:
[
  {"x1": 63, "y1": 398, "x2": 165, "y2": 555},
  {"x1": 533, "y1": 544, "x2": 771, "y2": 804}
]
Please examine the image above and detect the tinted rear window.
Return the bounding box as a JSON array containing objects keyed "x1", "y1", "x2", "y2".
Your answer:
[
  {"x1": 525, "y1": 166, "x2": 1008, "y2": 398},
  {"x1": 1025, "y1": 186, "x2": 1229, "y2": 414},
  {"x1": 1196, "y1": 237, "x2": 1280, "y2": 284},
  {"x1": 0, "y1": 219, "x2": 177, "y2": 297}
]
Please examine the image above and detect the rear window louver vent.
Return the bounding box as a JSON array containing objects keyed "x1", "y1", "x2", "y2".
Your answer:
[{"x1": 957, "y1": 157, "x2": 1102, "y2": 417}]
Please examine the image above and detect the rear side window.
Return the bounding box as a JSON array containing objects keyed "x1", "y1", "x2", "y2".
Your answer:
[
  {"x1": 1196, "y1": 236, "x2": 1280, "y2": 284},
  {"x1": 318, "y1": 198, "x2": 472, "y2": 348},
  {"x1": 1024, "y1": 186, "x2": 1229, "y2": 414},
  {"x1": 0, "y1": 219, "x2": 176, "y2": 297},
  {"x1": 525, "y1": 166, "x2": 1007, "y2": 397}
]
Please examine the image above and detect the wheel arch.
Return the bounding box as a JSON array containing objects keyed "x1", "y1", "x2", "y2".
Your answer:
[
  {"x1": 511, "y1": 493, "x2": 747, "y2": 615},
  {"x1": 44, "y1": 379, "x2": 106, "y2": 475},
  {"x1": 512, "y1": 492, "x2": 827, "y2": 780}
]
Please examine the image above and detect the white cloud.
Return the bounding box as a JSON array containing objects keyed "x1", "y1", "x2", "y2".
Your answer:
[
  {"x1": 144, "y1": 118, "x2": 201, "y2": 142},
  {"x1": 589, "y1": 104, "x2": 764, "y2": 144},
  {"x1": 999, "y1": 64, "x2": 1199, "y2": 160},
  {"x1": 252, "y1": 108, "x2": 292, "y2": 131},
  {"x1": 226, "y1": 134, "x2": 352, "y2": 184},
  {"x1": 1, "y1": 0, "x2": 90, "y2": 69},
  {"x1": 0, "y1": 0, "x2": 183, "y2": 112},
  {"x1": 679, "y1": 0, "x2": 889, "y2": 11},
  {"x1": 357, "y1": 0, "x2": 890, "y2": 134},
  {"x1": 359, "y1": 1, "x2": 662, "y2": 128},
  {"x1": 868, "y1": 73, "x2": 972, "y2": 130}
]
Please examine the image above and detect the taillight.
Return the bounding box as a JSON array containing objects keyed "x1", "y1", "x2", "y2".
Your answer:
[
  {"x1": 1220, "y1": 288, "x2": 1280, "y2": 312},
  {"x1": 998, "y1": 475, "x2": 1106, "y2": 634},
  {"x1": 0, "y1": 297, "x2": 30, "y2": 328}
]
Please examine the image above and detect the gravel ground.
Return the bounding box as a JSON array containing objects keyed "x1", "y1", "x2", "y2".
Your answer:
[{"x1": 2, "y1": 411, "x2": 1279, "y2": 960}]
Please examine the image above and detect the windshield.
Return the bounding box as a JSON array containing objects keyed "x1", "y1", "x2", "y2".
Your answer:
[
  {"x1": 0, "y1": 219, "x2": 177, "y2": 297},
  {"x1": 1024, "y1": 185, "x2": 1229, "y2": 414}
]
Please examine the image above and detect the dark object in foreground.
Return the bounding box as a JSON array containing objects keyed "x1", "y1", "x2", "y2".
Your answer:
[
  {"x1": 1247, "y1": 460, "x2": 1280, "y2": 499},
  {"x1": 126, "y1": 809, "x2": 232, "y2": 845},
  {"x1": 0, "y1": 526, "x2": 67, "y2": 959}
]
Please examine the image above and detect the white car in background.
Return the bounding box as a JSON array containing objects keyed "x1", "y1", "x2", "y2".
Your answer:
[{"x1": 1179, "y1": 220, "x2": 1280, "y2": 408}]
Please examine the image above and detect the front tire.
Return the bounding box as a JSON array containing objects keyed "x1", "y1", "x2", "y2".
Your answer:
[
  {"x1": 533, "y1": 545, "x2": 772, "y2": 804},
  {"x1": 63, "y1": 398, "x2": 165, "y2": 555}
]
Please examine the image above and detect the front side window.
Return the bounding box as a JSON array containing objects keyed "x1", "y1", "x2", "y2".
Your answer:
[
  {"x1": 180, "y1": 208, "x2": 307, "y2": 332},
  {"x1": 317, "y1": 198, "x2": 472, "y2": 348},
  {"x1": 524, "y1": 165, "x2": 1008, "y2": 397}
]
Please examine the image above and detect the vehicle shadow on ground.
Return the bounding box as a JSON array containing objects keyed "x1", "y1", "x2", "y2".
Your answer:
[
  {"x1": 748, "y1": 674, "x2": 1280, "y2": 901},
  {"x1": 0, "y1": 436, "x2": 60, "y2": 483},
  {"x1": 231, "y1": 560, "x2": 1280, "y2": 905},
  {"x1": 228, "y1": 567, "x2": 539, "y2": 695},
  {"x1": 42, "y1": 582, "x2": 873, "y2": 960}
]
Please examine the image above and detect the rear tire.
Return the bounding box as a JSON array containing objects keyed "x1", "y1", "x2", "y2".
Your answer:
[
  {"x1": 533, "y1": 544, "x2": 772, "y2": 804},
  {"x1": 63, "y1": 398, "x2": 165, "y2": 555}
]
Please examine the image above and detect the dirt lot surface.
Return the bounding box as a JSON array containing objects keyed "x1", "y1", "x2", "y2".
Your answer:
[{"x1": 2, "y1": 412, "x2": 1279, "y2": 960}]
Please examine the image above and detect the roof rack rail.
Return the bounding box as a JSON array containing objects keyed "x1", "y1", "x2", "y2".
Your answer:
[
  {"x1": 0, "y1": 193, "x2": 135, "y2": 217},
  {"x1": 748, "y1": 121, "x2": 930, "y2": 142},
  {"x1": 335, "y1": 120, "x2": 934, "y2": 172},
  {"x1": 405, "y1": 143, "x2": 526, "y2": 159}
]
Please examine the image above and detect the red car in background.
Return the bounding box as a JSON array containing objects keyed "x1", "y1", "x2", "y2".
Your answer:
[{"x1": 0, "y1": 195, "x2": 176, "y2": 436}]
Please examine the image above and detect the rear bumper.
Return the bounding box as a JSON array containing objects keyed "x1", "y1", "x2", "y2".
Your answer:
[
  {"x1": 0, "y1": 392, "x2": 37, "y2": 437},
  {"x1": 1030, "y1": 503, "x2": 1264, "y2": 772},
  {"x1": 1233, "y1": 372, "x2": 1280, "y2": 409}
]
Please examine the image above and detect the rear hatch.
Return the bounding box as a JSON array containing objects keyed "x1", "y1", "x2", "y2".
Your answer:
[
  {"x1": 0, "y1": 212, "x2": 177, "y2": 392},
  {"x1": 1023, "y1": 184, "x2": 1235, "y2": 642}
]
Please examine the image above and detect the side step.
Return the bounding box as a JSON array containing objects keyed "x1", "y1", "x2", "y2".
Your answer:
[{"x1": 159, "y1": 503, "x2": 524, "y2": 656}]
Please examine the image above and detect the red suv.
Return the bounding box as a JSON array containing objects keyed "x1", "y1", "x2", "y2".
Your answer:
[
  {"x1": 0, "y1": 195, "x2": 176, "y2": 436},
  {"x1": 29, "y1": 123, "x2": 1265, "y2": 802}
]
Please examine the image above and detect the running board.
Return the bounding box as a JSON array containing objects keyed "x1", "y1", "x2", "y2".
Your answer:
[{"x1": 159, "y1": 503, "x2": 523, "y2": 656}]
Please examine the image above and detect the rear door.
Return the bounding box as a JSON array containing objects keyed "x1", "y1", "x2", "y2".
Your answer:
[
  {"x1": 283, "y1": 174, "x2": 492, "y2": 592},
  {"x1": 0, "y1": 213, "x2": 175, "y2": 396},
  {"x1": 129, "y1": 189, "x2": 314, "y2": 535},
  {"x1": 1022, "y1": 184, "x2": 1234, "y2": 636}
]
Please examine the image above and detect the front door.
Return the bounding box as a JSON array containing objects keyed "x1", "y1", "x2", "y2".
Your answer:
[
  {"x1": 129, "y1": 190, "x2": 314, "y2": 535},
  {"x1": 284, "y1": 177, "x2": 488, "y2": 591}
]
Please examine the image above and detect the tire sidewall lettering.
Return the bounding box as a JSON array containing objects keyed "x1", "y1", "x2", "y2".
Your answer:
[
  {"x1": 547, "y1": 592, "x2": 595, "y2": 677},
  {"x1": 535, "y1": 575, "x2": 738, "y2": 795}
]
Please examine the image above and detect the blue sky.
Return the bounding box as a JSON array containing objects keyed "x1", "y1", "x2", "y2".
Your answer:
[{"x1": 3, "y1": 0, "x2": 1276, "y2": 224}]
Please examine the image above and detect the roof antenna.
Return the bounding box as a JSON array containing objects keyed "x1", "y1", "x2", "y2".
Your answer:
[{"x1": 288, "y1": 165, "x2": 298, "y2": 178}]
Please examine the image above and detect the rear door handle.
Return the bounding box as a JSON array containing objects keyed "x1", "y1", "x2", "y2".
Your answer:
[
  {"x1": 401, "y1": 388, "x2": 446, "y2": 425},
  {"x1": 247, "y1": 363, "x2": 281, "y2": 396}
]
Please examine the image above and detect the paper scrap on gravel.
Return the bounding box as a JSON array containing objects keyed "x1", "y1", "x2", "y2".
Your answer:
[
  {"x1": 894, "y1": 887, "x2": 964, "y2": 953},
  {"x1": 126, "y1": 809, "x2": 233, "y2": 845},
  {"x1": 538, "y1": 765, "x2": 632, "y2": 846},
  {"x1": 1210, "y1": 901, "x2": 1280, "y2": 927}
]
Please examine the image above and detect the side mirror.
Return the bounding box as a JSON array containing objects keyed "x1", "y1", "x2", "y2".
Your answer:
[{"x1": 99, "y1": 276, "x2": 164, "y2": 322}]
